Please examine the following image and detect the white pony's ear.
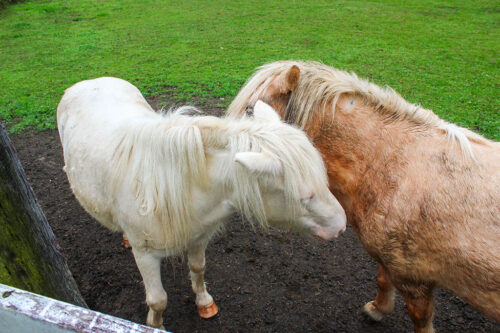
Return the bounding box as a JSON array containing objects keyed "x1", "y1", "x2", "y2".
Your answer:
[
  {"x1": 234, "y1": 152, "x2": 282, "y2": 174},
  {"x1": 253, "y1": 100, "x2": 281, "y2": 123}
]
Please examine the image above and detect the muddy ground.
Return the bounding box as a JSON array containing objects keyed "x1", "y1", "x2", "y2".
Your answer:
[{"x1": 9, "y1": 100, "x2": 499, "y2": 332}]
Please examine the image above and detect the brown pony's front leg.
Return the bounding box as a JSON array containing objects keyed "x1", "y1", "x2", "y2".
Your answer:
[
  {"x1": 401, "y1": 284, "x2": 435, "y2": 333},
  {"x1": 362, "y1": 264, "x2": 396, "y2": 321}
]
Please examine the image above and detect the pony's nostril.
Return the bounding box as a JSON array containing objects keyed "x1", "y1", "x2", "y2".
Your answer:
[{"x1": 334, "y1": 225, "x2": 346, "y2": 238}]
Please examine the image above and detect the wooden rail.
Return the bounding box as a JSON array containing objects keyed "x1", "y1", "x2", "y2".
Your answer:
[{"x1": 0, "y1": 284, "x2": 168, "y2": 333}]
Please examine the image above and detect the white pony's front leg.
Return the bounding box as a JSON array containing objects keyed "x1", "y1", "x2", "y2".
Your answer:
[
  {"x1": 186, "y1": 199, "x2": 234, "y2": 318},
  {"x1": 188, "y1": 241, "x2": 218, "y2": 318},
  {"x1": 132, "y1": 248, "x2": 167, "y2": 329}
]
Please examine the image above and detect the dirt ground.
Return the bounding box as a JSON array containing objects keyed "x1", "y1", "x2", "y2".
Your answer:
[{"x1": 9, "y1": 100, "x2": 499, "y2": 333}]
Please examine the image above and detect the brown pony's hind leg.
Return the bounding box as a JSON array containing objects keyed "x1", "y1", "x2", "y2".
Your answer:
[
  {"x1": 401, "y1": 284, "x2": 435, "y2": 333},
  {"x1": 362, "y1": 264, "x2": 396, "y2": 321}
]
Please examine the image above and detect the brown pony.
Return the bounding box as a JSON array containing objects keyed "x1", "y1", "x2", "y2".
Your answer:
[{"x1": 227, "y1": 61, "x2": 500, "y2": 333}]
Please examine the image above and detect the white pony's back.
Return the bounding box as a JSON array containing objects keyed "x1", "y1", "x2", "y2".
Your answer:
[
  {"x1": 58, "y1": 77, "x2": 154, "y2": 142},
  {"x1": 58, "y1": 78, "x2": 208, "y2": 250},
  {"x1": 57, "y1": 78, "x2": 148, "y2": 230}
]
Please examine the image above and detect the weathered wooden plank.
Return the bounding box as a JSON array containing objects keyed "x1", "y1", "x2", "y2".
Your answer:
[
  {"x1": 0, "y1": 122, "x2": 86, "y2": 307},
  {"x1": 0, "y1": 284, "x2": 167, "y2": 332}
]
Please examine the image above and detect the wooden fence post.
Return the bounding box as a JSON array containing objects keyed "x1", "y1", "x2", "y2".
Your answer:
[{"x1": 0, "y1": 122, "x2": 86, "y2": 307}]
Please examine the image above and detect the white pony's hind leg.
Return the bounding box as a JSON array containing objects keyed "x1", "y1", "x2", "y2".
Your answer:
[
  {"x1": 132, "y1": 248, "x2": 167, "y2": 329},
  {"x1": 188, "y1": 241, "x2": 218, "y2": 318}
]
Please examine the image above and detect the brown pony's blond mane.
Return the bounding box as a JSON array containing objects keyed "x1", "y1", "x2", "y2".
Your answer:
[{"x1": 229, "y1": 61, "x2": 491, "y2": 160}]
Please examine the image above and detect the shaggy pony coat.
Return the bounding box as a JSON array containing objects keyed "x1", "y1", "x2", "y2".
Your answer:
[{"x1": 227, "y1": 61, "x2": 500, "y2": 333}]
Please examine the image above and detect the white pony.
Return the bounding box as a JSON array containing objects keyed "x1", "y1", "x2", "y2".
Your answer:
[{"x1": 57, "y1": 77, "x2": 346, "y2": 329}]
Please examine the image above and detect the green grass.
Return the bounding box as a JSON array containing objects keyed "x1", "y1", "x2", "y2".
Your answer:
[{"x1": 0, "y1": 0, "x2": 498, "y2": 139}]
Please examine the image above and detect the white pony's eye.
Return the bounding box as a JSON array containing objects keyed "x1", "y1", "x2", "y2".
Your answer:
[{"x1": 300, "y1": 193, "x2": 315, "y2": 205}]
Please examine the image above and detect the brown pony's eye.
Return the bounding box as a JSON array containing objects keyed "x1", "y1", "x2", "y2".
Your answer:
[{"x1": 244, "y1": 105, "x2": 254, "y2": 117}]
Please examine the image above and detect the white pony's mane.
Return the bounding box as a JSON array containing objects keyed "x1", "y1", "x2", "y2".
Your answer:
[
  {"x1": 229, "y1": 61, "x2": 483, "y2": 160},
  {"x1": 110, "y1": 109, "x2": 330, "y2": 251}
]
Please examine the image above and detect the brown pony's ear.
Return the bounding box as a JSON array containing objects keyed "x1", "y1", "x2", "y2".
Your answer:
[{"x1": 284, "y1": 65, "x2": 300, "y2": 92}]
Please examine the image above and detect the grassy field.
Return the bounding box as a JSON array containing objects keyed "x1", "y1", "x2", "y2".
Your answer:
[{"x1": 0, "y1": 0, "x2": 498, "y2": 139}]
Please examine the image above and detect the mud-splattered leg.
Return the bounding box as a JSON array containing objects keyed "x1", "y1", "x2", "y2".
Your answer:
[
  {"x1": 188, "y1": 241, "x2": 218, "y2": 318},
  {"x1": 362, "y1": 264, "x2": 396, "y2": 321},
  {"x1": 401, "y1": 285, "x2": 435, "y2": 333}
]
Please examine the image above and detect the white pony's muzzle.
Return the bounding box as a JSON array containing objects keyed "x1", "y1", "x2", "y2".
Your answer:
[{"x1": 313, "y1": 211, "x2": 347, "y2": 241}]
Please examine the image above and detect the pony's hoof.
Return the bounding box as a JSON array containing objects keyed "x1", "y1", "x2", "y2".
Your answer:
[
  {"x1": 197, "y1": 300, "x2": 218, "y2": 319},
  {"x1": 361, "y1": 301, "x2": 385, "y2": 322},
  {"x1": 147, "y1": 323, "x2": 165, "y2": 330}
]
